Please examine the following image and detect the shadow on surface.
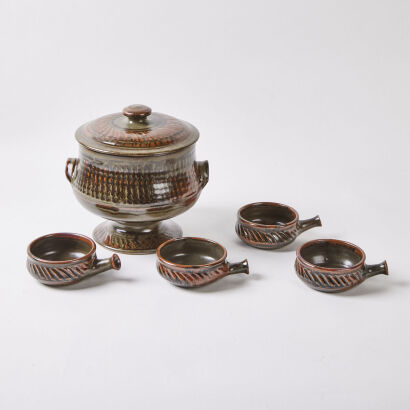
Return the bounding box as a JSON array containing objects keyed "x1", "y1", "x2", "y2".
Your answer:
[
  {"x1": 55, "y1": 273, "x2": 136, "y2": 290},
  {"x1": 188, "y1": 272, "x2": 263, "y2": 293},
  {"x1": 234, "y1": 237, "x2": 302, "y2": 253},
  {"x1": 332, "y1": 275, "x2": 406, "y2": 297},
  {"x1": 271, "y1": 239, "x2": 304, "y2": 253}
]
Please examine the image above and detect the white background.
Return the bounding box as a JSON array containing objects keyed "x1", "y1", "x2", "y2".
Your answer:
[{"x1": 1, "y1": 0, "x2": 409, "y2": 409}]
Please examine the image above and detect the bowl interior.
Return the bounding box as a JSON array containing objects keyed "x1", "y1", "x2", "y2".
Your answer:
[
  {"x1": 30, "y1": 235, "x2": 93, "y2": 262},
  {"x1": 300, "y1": 241, "x2": 364, "y2": 269},
  {"x1": 240, "y1": 203, "x2": 297, "y2": 226},
  {"x1": 159, "y1": 238, "x2": 225, "y2": 266}
]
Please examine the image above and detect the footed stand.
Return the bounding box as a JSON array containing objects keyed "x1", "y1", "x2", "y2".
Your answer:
[{"x1": 93, "y1": 220, "x2": 183, "y2": 254}]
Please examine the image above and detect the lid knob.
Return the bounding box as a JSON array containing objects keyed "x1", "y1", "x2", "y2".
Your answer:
[{"x1": 122, "y1": 104, "x2": 152, "y2": 120}]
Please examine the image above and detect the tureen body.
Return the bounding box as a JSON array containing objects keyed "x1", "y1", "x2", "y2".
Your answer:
[{"x1": 66, "y1": 104, "x2": 209, "y2": 254}]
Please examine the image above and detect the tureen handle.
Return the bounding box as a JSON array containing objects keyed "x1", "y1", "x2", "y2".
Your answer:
[
  {"x1": 65, "y1": 158, "x2": 79, "y2": 183},
  {"x1": 194, "y1": 160, "x2": 209, "y2": 189}
]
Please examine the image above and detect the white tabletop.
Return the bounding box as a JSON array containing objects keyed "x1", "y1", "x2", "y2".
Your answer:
[{"x1": 1, "y1": 1, "x2": 409, "y2": 408}]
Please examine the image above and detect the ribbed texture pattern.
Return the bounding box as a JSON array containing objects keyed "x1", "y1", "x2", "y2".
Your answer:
[
  {"x1": 93, "y1": 221, "x2": 182, "y2": 254},
  {"x1": 79, "y1": 113, "x2": 193, "y2": 149},
  {"x1": 72, "y1": 151, "x2": 200, "y2": 205},
  {"x1": 157, "y1": 263, "x2": 228, "y2": 288},
  {"x1": 236, "y1": 222, "x2": 298, "y2": 249},
  {"x1": 27, "y1": 259, "x2": 93, "y2": 286},
  {"x1": 76, "y1": 113, "x2": 198, "y2": 149},
  {"x1": 295, "y1": 259, "x2": 363, "y2": 292}
]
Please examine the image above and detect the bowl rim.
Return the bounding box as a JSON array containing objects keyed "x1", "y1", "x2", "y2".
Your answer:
[
  {"x1": 27, "y1": 232, "x2": 96, "y2": 265},
  {"x1": 296, "y1": 238, "x2": 366, "y2": 273},
  {"x1": 157, "y1": 237, "x2": 227, "y2": 268},
  {"x1": 237, "y1": 202, "x2": 299, "y2": 229}
]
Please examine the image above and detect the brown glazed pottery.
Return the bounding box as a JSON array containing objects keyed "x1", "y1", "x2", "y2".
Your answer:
[
  {"x1": 236, "y1": 202, "x2": 322, "y2": 249},
  {"x1": 66, "y1": 104, "x2": 209, "y2": 254},
  {"x1": 156, "y1": 237, "x2": 249, "y2": 288},
  {"x1": 27, "y1": 233, "x2": 121, "y2": 286},
  {"x1": 295, "y1": 239, "x2": 388, "y2": 293}
]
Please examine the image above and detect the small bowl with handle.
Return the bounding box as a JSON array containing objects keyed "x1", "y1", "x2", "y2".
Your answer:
[
  {"x1": 295, "y1": 239, "x2": 388, "y2": 293},
  {"x1": 156, "y1": 237, "x2": 249, "y2": 288},
  {"x1": 236, "y1": 202, "x2": 322, "y2": 249},
  {"x1": 27, "y1": 233, "x2": 121, "y2": 286}
]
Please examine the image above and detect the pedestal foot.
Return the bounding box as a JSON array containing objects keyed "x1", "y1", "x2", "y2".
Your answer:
[{"x1": 93, "y1": 221, "x2": 183, "y2": 254}]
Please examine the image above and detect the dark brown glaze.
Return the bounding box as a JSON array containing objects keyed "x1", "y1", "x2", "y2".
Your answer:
[
  {"x1": 69, "y1": 146, "x2": 205, "y2": 207},
  {"x1": 156, "y1": 237, "x2": 249, "y2": 288},
  {"x1": 75, "y1": 104, "x2": 199, "y2": 155},
  {"x1": 27, "y1": 233, "x2": 121, "y2": 286},
  {"x1": 295, "y1": 239, "x2": 388, "y2": 293},
  {"x1": 122, "y1": 104, "x2": 152, "y2": 119},
  {"x1": 236, "y1": 202, "x2": 321, "y2": 249},
  {"x1": 66, "y1": 104, "x2": 209, "y2": 254},
  {"x1": 93, "y1": 220, "x2": 182, "y2": 254}
]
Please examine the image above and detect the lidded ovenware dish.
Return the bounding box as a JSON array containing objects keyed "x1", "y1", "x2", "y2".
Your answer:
[{"x1": 66, "y1": 104, "x2": 209, "y2": 254}]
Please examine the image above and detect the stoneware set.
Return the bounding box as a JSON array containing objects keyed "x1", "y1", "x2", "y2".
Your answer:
[{"x1": 26, "y1": 104, "x2": 388, "y2": 292}]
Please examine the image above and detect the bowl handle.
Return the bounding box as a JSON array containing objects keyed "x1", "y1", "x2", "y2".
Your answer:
[
  {"x1": 65, "y1": 158, "x2": 79, "y2": 183},
  {"x1": 297, "y1": 215, "x2": 322, "y2": 234},
  {"x1": 86, "y1": 254, "x2": 121, "y2": 277},
  {"x1": 194, "y1": 160, "x2": 209, "y2": 189},
  {"x1": 227, "y1": 259, "x2": 249, "y2": 275},
  {"x1": 362, "y1": 261, "x2": 389, "y2": 280}
]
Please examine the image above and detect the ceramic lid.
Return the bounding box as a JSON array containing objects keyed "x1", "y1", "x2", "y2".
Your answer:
[{"x1": 75, "y1": 104, "x2": 199, "y2": 156}]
